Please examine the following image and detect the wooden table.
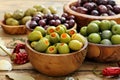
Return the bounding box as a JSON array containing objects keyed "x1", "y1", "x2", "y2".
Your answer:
[{"x1": 0, "y1": 0, "x2": 120, "y2": 80}]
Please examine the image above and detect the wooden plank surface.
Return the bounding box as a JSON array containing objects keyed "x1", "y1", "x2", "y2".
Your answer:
[{"x1": 0, "y1": 0, "x2": 120, "y2": 80}]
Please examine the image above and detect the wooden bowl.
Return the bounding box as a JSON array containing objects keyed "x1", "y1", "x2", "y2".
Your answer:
[
  {"x1": 63, "y1": 0, "x2": 120, "y2": 30},
  {"x1": 25, "y1": 20, "x2": 77, "y2": 34},
  {"x1": 25, "y1": 39, "x2": 88, "y2": 76},
  {"x1": 87, "y1": 42, "x2": 120, "y2": 62},
  {"x1": 0, "y1": 21, "x2": 26, "y2": 35}
]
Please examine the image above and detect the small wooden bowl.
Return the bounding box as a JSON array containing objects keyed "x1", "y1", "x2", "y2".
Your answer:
[
  {"x1": 25, "y1": 39, "x2": 88, "y2": 76},
  {"x1": 64, "y1": 0, "x2": 120, "y2": 29},
  {"x1": 87, "y1": 42, "x2": 120, "y2": 62},
  {"x1": 26, "y1": 20, "x2": 77, "y2": 34},
  {"x1": 0, "y1": 21, "x2": 26, "y2": 35}
]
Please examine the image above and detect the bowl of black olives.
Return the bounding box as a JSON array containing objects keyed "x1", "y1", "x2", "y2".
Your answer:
[
  {"x1": 26, "y1": 13, "x2": 77, "y2": 34},
  {"x1": 64, "y1": 0, "x2": 120, "y2": 30}
]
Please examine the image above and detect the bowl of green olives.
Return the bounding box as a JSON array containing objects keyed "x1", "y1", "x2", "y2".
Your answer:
[
  {"x1": 25, "y1": 24, "x2": 88, "y2": 76},
  {"x1": 0, "y1": 20, "x2": 27, "y2": 35}
]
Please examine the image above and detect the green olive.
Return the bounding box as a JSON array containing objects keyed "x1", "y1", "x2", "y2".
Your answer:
[
  {"x1": 4, "y1": 12, "x2": 13, "y2": 20},
  {"x1": 12, "y1": 9, "x2": 24, "y2": 20},
  {"x1": 5, "y1": 18, "x2": 19, "y2": 26},
  {"x1": 33, "y1": 5, "x2": 45, "y2": 12},
  {"x1": 25, "y1": 8, "x2": 37, "y2": 16},
  {"x1": 21, "y1": 16, "x2": 32, "y2": 25},
  {"x1": 42, "y1": 8, "x2": 51, "y2": 14},
  {"x1": 48, "y1": 6, "x2": 57, "y2": 14}
]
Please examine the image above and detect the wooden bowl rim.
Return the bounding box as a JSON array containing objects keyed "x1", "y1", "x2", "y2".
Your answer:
[
  {"x1": 25, "y1": 39, "x2": 88, "y2": 57},
  {"x1": 88, "y1": 42, "x2": 120, "y2": 47},
  {"x1": 64, "y1": 0, "x2": 120, "y2": 20},
  {"x1": 0, "y1": 20, "x2": 25, "y2": 28}
]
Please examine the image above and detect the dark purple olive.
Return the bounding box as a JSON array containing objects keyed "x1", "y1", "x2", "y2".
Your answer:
[
  {"x1": 53, "y1": 14, "x2": 59, "y2": 20},
  {"x1": 29, "y1": 21, "x2": 38, "y2": 29},
  {"x1": 33, "y1": 14, "x2": 42, "y2": 19},
  {"x1": 31, "y1": 16, "x2": 40, "y2": 22},
  {"x1": 60, "y1": 17, "x2": 66, "y2": 23},
  {"x1": 83, "y1": 2, "x2": 97, "y2": 11},
  {"x1": 80, "y1": 0, "x2": 89, "y2": 5},
  {"x1": 49, "y1": 19, "x2": 56, "y2": 26},
  {"x1": 64, "y1": 23, "x2": 69, "y2": 29},
  {"x1": 91, "y1": 10, "x2": 99, "y2": 16},
  {"x1": 65, "y1": 20, "x2": 69, "y2": 24},
  {"x1": 108, "y1": 10, "x2": 116, "y2": 16},
  {"x1": 106, "y1": 5, "x2": 113, "y2": 10},
  {"x1": 38, "y1": 19, "x2": 46, "y2": 27},
  {"x1": 71, "y1": 6, "x2": 77, "y2": 11},
  {"x1": 54, "y1": 19, "x2": 61, "y2": 26},
  {"x1": 108, "y1": 0, "x2": 116, "y2": 6},
  {"x1": 43, "y1": 14, "x2": 48, "y2": 19},
  {"x1": 67, "y1": 15, "x2": 75, "y2": 20},
  {"x1": 100, "y1": 13, "x2": 108, "y2": 16},
  {"x1": 47, "y1": 14, "x2": 53, "y2": 20},
  {"x1": 68, "y1": 19, "x2": 75, "y2": 28},
  {"x1": 97, "y1": 0, "x2": 108, "y2": 5},
  {"x1": 91, "y1": 0, "x2": 97, "y2": 3},
  {"x1": 98, "y1": 5, "x2": 108, "y2": 13},
  {"x1": 44, "y1": 25, "x2": 49, "y2": 30},
  {"x1": 113, "y1": 5, "x2": 120, "y2": 14},
  {"x1": 76, "y1": 7, "x2": 88, "y2": 14},
  {"x1": 61, "y1": 13, "x2": 68, "y2": 19}
]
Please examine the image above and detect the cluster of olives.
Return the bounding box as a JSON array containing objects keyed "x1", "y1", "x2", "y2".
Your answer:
[
  {"x1": 28, "y1": 13, "x2": 75, "y2": 30},
  {"x1": 4, "y1": 5, "x2": 57, "y2": 26},
  {"x1": 71, "y1": 0, "x2": 120, "y2": 16}
]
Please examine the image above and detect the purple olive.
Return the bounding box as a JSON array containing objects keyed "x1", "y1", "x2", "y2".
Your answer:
[
  {"x1": 98, "y1": 5, "x2": 108, "y2": 13},
  {"x1": 54, "y1": 19, "x2": 61, "y2": 26},
  {"x1": 33, "y1": 14, "x2": 42, "y2": 19},
  {"x1": 47, "y1": 14, "x2": 53, "y2": 20},
  {"x1": 43, "y1": 14, "x2": 48, "y2": 19},
  {"x1": 108, "y1": 0, "x2": 116, "y2": 6},
  {"x1": 38, "y1": 19, "x2": 46, "y2": 27},
  {"x1": 31, "y1": 16, "x2": 40, "y2": 22},
  {"x1": 108, "y1": 10, "x2": 116, "y2": 16},
  {"x1": 113, "y1": 5, "x2": 120, "y2": 14},
  {"x1": 67, "y1": 15, "x2": 75, "y2": 20},
  {"x1": 71, "y1": 6, "x2": 77, "y2": 11},
  {"x1": 106, "y1": 5, "x2": 113, "y2": 10},
  {"x1": 53, "y1": 14, "x2": 59, "y2": 20},
  {"x1": 61, "y1": 13, "x2": 68, "y2": 18},
  {"x1": 76, "y1": 7, "x2": 88, "y2": 14},
  {"x1": 29, "y1": 21, "x2": 38, "y2": 29},
  {"x1": 97, "y1": 0, "x2": 108, "y2": 5},
  {"x1": 64, "y1": 23, "x2": 69, "y2": 29},
  {"x1": 60, "y1": 17, "x2": 66, "y2": 23},
  {"x1": 91, "y1": 10, "x2": 99, "y2": 16},
  {"x1": 83, "y1": 2, "x2": 97, "y2": 11},
  {"x1": 68, "y1": 19, "x2": 75, "y2": 28},
  {"x1": 49, "y1": 19, "x2": 56, "y2": 26},
  {"x1": 44, "y1": 25, "x2": 49, "y2": 30}
]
